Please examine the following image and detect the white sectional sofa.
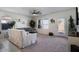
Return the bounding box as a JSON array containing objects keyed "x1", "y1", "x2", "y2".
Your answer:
[{"x1": 8, "y1": 29, "x2": 37, "y2": 48}]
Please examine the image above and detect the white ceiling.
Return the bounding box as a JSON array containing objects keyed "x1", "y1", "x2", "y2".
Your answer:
[{"x1": 0, "y1": 7, "x2": 74, "y2": 16}]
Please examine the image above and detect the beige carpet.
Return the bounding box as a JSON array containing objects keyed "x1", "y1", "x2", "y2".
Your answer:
[
  {"x1": 22, "y1": 34, "x2": 69, "y2": 52},
  {"x1": 0, "y1": 34, "x2": 69, "y2": 52}
]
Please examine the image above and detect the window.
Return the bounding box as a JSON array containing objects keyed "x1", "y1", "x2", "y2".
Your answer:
[
  {"x1": 1, "y1": 20, "x2": 7, "y2": 23},
  {"x1": 41, "y1": 20, "x2": 49, "y2": 29}
]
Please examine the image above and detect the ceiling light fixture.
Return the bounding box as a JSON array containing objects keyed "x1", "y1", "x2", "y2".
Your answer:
[{"x1": 32, "y1": 10, "x2": 41, "y2": 16}]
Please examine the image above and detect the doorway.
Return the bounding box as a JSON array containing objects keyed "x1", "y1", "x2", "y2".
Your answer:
[{"x1": 58, "y1": 18, "x2": 65, "y2": 34}]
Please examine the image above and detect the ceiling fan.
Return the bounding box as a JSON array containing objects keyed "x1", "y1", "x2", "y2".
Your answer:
[{"x1": 32, "y1": 10, "x2": 41, "y2": 16}]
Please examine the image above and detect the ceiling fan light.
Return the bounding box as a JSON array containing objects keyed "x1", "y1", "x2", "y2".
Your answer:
[{"x1": 33, "y1": 14, "x2": 36, "y2": 16}]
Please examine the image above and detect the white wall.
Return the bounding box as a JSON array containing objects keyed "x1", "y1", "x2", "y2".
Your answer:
[
  {"x1": 37, "y1": 8, "x2": 76, "y2": 35},
  {"x1": 77, "y1": 25, "x2": 79, "y2": 32},
  {"x1": 0, "y1": 8, "x2": 76, "y2": 35},
  {"x1": 0, "y1": 10, "x2": 30, "y2": 29}
]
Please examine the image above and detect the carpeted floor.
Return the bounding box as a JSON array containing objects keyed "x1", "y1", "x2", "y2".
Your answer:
[
  {"x1": 0, "y1": 34, "x2": 69, "y2": 52},
  {"x1": 22, "y1": 34, "x2": 69, "y2": 52}
]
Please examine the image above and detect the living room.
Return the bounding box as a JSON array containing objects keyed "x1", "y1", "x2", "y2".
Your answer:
[{"x1": 0, "y1": 7, "x2": 79, "y2": 52}]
